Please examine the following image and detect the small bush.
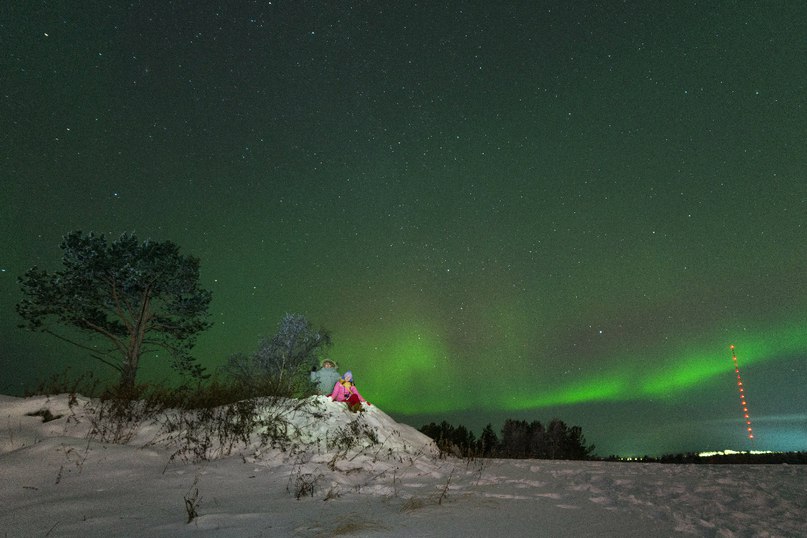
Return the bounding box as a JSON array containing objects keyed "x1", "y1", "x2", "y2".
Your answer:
[
  {"x1": 184, "y1": 477, "x2": 201, "y2": 523},
  {"x1": 325, "y1": 417, "x2": 380, "y2": 469},
  {"x1": 26, "y1": 369, "x2": 104, "y2": 402}
]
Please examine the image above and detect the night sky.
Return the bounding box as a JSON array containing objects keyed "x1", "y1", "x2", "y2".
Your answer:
[{"x1": 3, "y1": 1, "x2": 806, "y2": 456}]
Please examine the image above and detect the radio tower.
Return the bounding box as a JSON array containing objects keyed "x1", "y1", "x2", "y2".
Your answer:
[{"x1": 730, "y1": 345, "x2": 754, "y2": 441}]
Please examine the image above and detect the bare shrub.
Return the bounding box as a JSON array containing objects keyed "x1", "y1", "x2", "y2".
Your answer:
[
  {"x1": 325, "y1": 416, "x2": 380, "y2": 469},
  {"x1": 184, "y1": 476, "x2": 201, "y2": 523}
]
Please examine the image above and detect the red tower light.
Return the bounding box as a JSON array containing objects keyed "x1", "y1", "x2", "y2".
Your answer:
[{"x1": 730, "y1": 345, "x2": 754, "y2": 442}]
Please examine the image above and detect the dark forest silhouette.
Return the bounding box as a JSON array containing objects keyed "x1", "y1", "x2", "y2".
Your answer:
[{"x1": 420, "y1": 418, "x2": 595, "y2": 460}]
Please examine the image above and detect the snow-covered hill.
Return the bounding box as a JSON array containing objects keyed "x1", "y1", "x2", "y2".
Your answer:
[{"x1": 1, "y1": 393, "x2": 804, "y2": 537}]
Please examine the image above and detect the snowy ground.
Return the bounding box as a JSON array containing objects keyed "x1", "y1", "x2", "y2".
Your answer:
[{"x1": 1, "y1": 394, "x2": 804, "y2": 537}]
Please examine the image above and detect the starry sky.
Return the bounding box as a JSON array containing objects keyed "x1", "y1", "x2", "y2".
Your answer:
[{"x1": 2, "y1": 1, "x2": 806, "y2": 456}]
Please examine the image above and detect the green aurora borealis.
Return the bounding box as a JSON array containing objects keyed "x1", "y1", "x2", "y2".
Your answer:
[{"x1": 2, "y1": 1, "x2": 806, "y2": 455}]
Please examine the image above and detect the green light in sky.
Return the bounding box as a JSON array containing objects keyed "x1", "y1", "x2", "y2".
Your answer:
[
  {"x1": 641, "y1": 320, "x2": 807, "y2": 398},
  {"x1": 639, "y1": 350, "x2": 727, "y2": 397},
  {"x1": 351, "y1": 316, "x2": 807, "y2": 416},
  {"x1": 501, "y1": 375, "x2": 629, "y2": 409},
  {"x1": 337, "y1": 320, "x2": 461, "y2": 414}
]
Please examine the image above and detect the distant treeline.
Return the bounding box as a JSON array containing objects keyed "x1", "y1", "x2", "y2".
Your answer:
[
  {"x1": 420, "y1": 418, "x2": 595, "y2": 460},
  {"x1": 611, "y1": 452, "x2": 807, "y2": 465}
]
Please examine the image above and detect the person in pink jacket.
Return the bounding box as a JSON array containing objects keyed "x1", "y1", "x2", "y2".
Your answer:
[{"x1": 329, "y1": 370, "x2": 368, "y2": 411}]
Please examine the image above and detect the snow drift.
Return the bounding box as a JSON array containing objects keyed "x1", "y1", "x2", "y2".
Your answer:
[{"x1": 1, "y1": 393, "x2": 804, "y2": 537}]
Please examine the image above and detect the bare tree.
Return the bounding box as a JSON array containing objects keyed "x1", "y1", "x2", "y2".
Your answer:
[{"x1": 223, "y1": 313, "x2": 331, "y2": 397}]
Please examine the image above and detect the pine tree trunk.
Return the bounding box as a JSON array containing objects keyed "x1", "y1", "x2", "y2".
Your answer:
[{"x1": 120, "y1": 359, "x2": 138, "y2": 391}]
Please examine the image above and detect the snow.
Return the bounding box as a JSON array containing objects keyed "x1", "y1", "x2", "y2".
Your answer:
[{"x1": 1, "y1": 394, "x2": 804, "y2": 537}]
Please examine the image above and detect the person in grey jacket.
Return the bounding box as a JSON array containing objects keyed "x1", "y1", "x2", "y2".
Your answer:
[{"x1": 310, "y1": 359, "x2": 341, "y2": 395}]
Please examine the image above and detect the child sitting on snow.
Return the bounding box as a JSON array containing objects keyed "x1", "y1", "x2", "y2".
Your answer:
[{"x1": 329, "y1": 370, "x2": 369, "y2": 412}]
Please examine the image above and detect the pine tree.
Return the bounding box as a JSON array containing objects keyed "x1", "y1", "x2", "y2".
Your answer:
[{"x1": 17, "y1": 231, "x2": 212, "y2": 390}]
